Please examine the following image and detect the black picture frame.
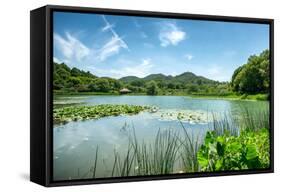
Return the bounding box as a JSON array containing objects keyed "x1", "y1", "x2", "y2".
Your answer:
[{"x1": 30, "y1": 4, "x2": 274, "y2": 187}]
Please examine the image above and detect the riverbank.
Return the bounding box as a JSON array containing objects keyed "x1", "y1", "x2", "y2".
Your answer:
[
  {"x1": 54, "y1": 92, "x2": 269, "y2": 101},
  {"x1": 188, "y1": 93, "x2": 269, "y2": 101}
]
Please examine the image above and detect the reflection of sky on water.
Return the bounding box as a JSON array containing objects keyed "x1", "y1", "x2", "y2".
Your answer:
[{"x1": 53, "y1": 96, "x2": 268, "y2": 180}]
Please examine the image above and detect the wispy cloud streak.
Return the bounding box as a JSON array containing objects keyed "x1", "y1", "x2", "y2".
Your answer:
[{"x1": 159, "y1": 22, "x2": 186, "y2": 47}]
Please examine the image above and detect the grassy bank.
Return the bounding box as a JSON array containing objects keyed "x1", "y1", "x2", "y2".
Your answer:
[
  {"x1": 188, "y1": 93, "x2": 269, "y2": 101},
  {"x1": 54, "y1": 91, "x2": 269, "y2": 101}
]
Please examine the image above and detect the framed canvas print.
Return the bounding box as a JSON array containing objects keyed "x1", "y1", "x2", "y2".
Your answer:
[{"x1": 30, "y1": 5, "x2": 274, "y2": 187}]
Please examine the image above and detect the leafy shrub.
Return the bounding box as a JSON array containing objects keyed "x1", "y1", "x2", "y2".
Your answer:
[
  {"x1": 197, "y1": 128, "x2": 270, "y2": 171},
  {"x1": 231, "y1": 50, "x2": 269, "y2": 94}
]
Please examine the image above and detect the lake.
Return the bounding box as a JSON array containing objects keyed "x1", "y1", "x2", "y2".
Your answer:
[{"x1": 53, "y1": 95, "x2": 268, "y2": 180}]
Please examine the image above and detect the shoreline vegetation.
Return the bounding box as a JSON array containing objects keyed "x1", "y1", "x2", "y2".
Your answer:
[
  {"x1": 53, "y1": 50, "x2": 270, "y2": 101},
  {"x1": 76, "y1": 107, "x2": 270, "y2": 179},
  {"x1": 54, "y1": 92, "x2": 269, "y2": 101}
]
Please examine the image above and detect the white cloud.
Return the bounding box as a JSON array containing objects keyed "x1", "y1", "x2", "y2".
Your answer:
[
  {"x1": 90, "y1": 58, "x2": 153, "y2": 78},
  {"x1": 141, "y1": 58, "x2": 151, "y2": 66},
  {"x1": 101, "y1": 22, "x2": 115, "y2": 32},
  {"x1": 53, "y1": 57, "x2": 63, "y2": 63},
  {"x1": 98, "y1": 15, "x2": 129, "y2": 61},
  {"x1": 184, "y1": 54, "x2": 193, "y2": 61},
  {"x1": 98, "y1": 35, "x2": 129, "y2": 61},
  {"x1": 54, "y1": 16, "x2": 129, "y2": 66},
  {"x1": 54, "y1": 32, "x2": 90, "y2": 62},
  {"x1": 159, "y1": 22, "x2": 186, "y2": 47}
]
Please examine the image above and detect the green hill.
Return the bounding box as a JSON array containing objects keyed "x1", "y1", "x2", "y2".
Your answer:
[
  {"x1": 53, "y1": 62, "x2": 226, "y2": 95},
  {"x1": 119, "y1": 72, "x2": 216, "y2": 85},
  {"x1": 119, "y1": 76, "x2": 140, "y2": 83},
  {"x1": 53, "y1": 49, "x2": 269, "y2": 98}
]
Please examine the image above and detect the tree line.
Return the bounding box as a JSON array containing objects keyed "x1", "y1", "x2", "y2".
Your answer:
[
  {"x1": 231, "y1": 49, "x2": 269, "y2": 94},
  {"x1": 53, "y1": 49, "x2": 269, "y2": 97},
  {"x1": 53, "y1": 63, "x2": 229, "y2": 95}
]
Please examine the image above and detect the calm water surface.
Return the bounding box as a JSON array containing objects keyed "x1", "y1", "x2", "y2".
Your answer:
[{"x1": 53, "y1": 96, "x2": 268, "y2": 180}]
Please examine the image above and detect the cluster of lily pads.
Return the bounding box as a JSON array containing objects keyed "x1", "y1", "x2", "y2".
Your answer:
[
  {"x1": 53, "y1": 104, "x2": 151, "y2": 124},
  {"x1": 152, "y1": 109, "x2": 212, "y2": 124}
]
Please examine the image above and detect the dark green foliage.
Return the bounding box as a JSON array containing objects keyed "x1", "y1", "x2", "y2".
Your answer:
[
  {"x1": 54, "y1": 61, "x2": 232, "y2": 96},
  {"x1": 197, "y1": 128, "x2": 270, "y2": 171},
  {"x1": 54, "y1": 49, "x2": 269, "y2": 98},
  {"x1": 119, "y1": 76, "x2": 140, "y2": 83},
  {"x1": 231, "y1": 50, "x2": 270, "y2": 94},
  {"x1": 53, "y1": 62, "x2": 121, "y2": 93},
  {"x1": 119, "y1": 71, "x2": 223, "y2": 95},
  {"x1": 198, "y1": 107, "x2": 270, "y2": 171},
  {"x1": 146, "y1": 81, "x2": 159, "y2": 95}
]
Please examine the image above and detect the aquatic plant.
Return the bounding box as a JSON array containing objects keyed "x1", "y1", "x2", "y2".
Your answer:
[
  {"x1": 211, "y1": 112, "x2": 240, "y2": 136},
  {"x1": 53, "y1": 104, "x2": 151, "y2": 124},
  {"x1": 199, "y1": 107, "x2": 270, "y2": 171},
  {"x1": 111, "y1": 145, "x2": 136, "y2": 177},
  {"x1": 239, "y1": 106, "x2": 269, "y2": 131},
  {"x1": 69, "y1": 105, "x2": 270, "y2": 179},
  {"x1": 197, "y1": 128, "x2": 270, "y2": 171},
  {"x1": 109, "y1": 127, "x2": 180, "y2": 177},
  {"x1": 178, "y1": 122, "x2": 201, "y2": 172},
  {"x1": 152, "y1": 109, "x2": 210, "y2": 124},
  {"x1": 131, "y1": 128, "x2": 180, "y2": 175}
]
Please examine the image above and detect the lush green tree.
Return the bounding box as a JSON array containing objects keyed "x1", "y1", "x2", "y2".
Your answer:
[
  {"x1": 231, "y1": 50, "x2": 269, "y2": 94},
  {"x1": 53, "y1": 60, "x2": 240, "y2": 96},
  {"x1": 146, "y1": 81, "x2": 159, "y2": 95},
  {"x1": 68, "y1": 76, "x2": 81, "y2": 87},
  {"x1": 187, "y1": 84, "x2": 198, "y2": 93},
  {"x1": 130, "y1": 80, "x2": 145, "y2": 87},
  {"x1": 167, "y1": 82, "x2": 176, "y2": 89},
  {"x1": 196, "y1": 79, "x2": 202, "y2": 85},
  {"x1": 94, "y1": 78, "x2": 111, "y2": 92},
  {"x1": 71, "y1": 67, "x2": 82, "y2": 77},
  {"x1": 113, "y1": 80, "x2": 123, "y2": 90}
]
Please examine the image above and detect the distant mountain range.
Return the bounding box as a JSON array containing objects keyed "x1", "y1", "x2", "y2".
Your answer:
[
  {"x1": 119, "y1": 72, "x2": 217, "y2": 84},
  {"x1": 53, "y1": 62, "x2": 222, "y2": 94}
]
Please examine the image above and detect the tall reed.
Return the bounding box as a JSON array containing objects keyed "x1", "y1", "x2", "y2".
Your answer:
[
  {"x1": 239, "y1": 106, "x2": 269, "y2": 131},
  {"x1": 131, "y1": 128, "x2": 180, "y2": 175},
  {"x1": 178, "y1": 122, "x2": 201, "y2": 172},
  {"x1": 84, "y1": 105, "x2": 270, "y2": 178}
]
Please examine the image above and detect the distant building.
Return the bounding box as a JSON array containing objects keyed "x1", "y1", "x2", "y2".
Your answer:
[{"x1": 119, "y1": 88, "x2": 131, "y2": 94}]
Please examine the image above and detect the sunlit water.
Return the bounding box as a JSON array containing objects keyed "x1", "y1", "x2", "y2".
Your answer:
[{"x1": 53, "y1": 96, "x2": 268, "y2": 180}]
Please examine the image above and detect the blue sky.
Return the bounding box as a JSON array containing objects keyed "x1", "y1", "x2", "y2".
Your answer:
[{"x1": 53, "y1": 11, "x2": 269, "y2": 82}]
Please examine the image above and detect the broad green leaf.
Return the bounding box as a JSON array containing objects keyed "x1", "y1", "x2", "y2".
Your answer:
[
  {"x1": 215, "y1": 159, "x2": 223, "y2": 170},
  {"x1": 217, "y1": 142, "x2": 224, "y2": 156},
  {"x1": 228, "y1": 142, "x2": 242, "y2": 152},
  {"x1": 205, "y1": 131, "x2": 214, "y2": 145},
  {"x1": 197, "y1": 151, "x2": 209, "y2": 168},
  {"x1": 246, "y1": 144, "x2": 258, "y2": 160}
]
